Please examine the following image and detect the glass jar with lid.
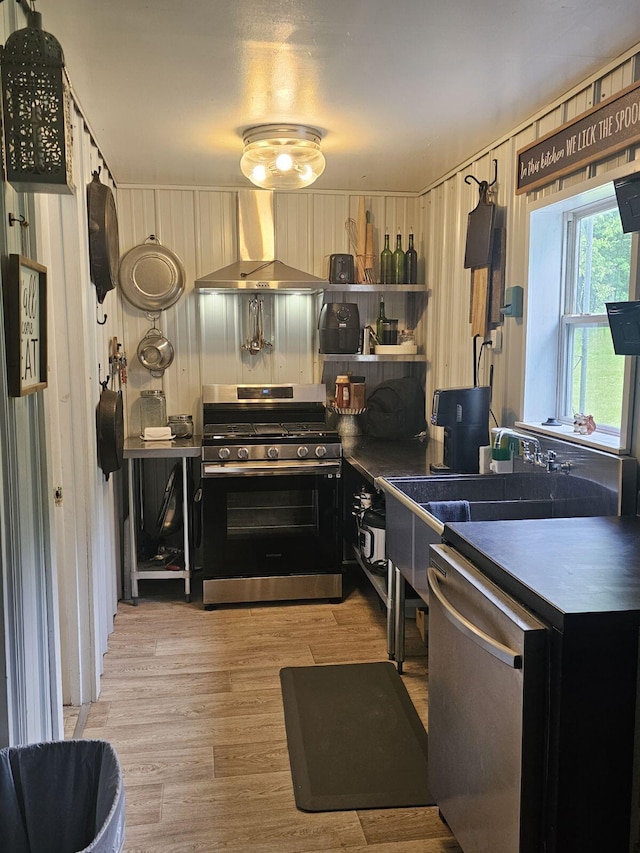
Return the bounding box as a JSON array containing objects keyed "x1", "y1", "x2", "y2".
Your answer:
[
  {"x1": 140, "y1": 390, "x2": 167, "y2": 432},
  {"x1": 399, "y1": 329, "x2": 415, "y2": 345},
  {"x1": 168, "y1": 414, "x2": 193, "y2": 438}
]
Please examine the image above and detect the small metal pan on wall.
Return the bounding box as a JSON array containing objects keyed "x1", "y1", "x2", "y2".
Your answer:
[
  {"x1": 87, "y1": 169, "x2": 119, "y2": 299},
  {"x1": 97, "y1": 377, "x2": 124, "y2": 480},
  {"x1": 87, "y1": 169, "x2": 119, "y2": 324},
  {"x1": 119, "y1": 235, "x2": 185, "y2": 313},
  {"x1": 96, "y1": 339, "x2": 125, "y2": 481}
]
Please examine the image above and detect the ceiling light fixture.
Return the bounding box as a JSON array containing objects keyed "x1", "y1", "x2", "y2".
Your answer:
[{"x1": 240, "y1": 124, "x2": 325, "y2": 190}]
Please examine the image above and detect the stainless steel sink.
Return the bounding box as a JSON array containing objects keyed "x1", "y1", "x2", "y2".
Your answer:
[
  {"x1": 376, "y1": 471, "x2": 620, "y2": 600},
  {"x1": 374, "y1": 442, "x2": 635, "y2": 673},
  {"x1": 384, "y1": 471, "x2": 618, "y2": 515}
]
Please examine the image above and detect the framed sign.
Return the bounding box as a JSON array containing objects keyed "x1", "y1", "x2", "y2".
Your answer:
[
  {"x1": 4, "y1": 254, "x2": 48, "y2": 396},
  {"x1": 516, "y1": 79, "x2": 640, "y2": 194}
]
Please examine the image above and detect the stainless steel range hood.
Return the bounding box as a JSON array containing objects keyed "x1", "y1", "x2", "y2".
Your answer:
[{"x1": 195, "y1": 190, "x2": 326, "y2": 292}]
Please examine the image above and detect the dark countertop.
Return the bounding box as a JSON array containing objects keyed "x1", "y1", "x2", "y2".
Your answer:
[
  {"x1": 123, "y1": 432, "x2": 441, "y2": 469},
  {"x1": 341, "y1": 434, "x2": 444, "y2": 482},
  {"x1": 443, "y1": 515, "x2": 640, "y2": 630}
]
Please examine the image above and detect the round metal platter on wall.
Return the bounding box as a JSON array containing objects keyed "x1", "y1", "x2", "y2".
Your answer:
[{"x1": 119, "y1": 235, "x2": 185, "y2": 312}]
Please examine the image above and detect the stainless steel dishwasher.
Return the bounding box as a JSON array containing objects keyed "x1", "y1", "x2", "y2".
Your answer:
[{"x1": 428, "y1": 544, "x2": 548, "y2": 853}]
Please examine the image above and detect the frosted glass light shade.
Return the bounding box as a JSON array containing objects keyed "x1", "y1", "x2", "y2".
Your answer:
[{"x1": 240, "y1": 124, "x2": 325, "y2": 190}]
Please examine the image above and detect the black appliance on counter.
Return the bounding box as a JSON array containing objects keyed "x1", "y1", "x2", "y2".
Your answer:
[
  {"x1": 200, "y1": 384, "x2": 342, "y2": 607},
  {"x1": 328, "y1": 253, "x2": 355, "y2": 284},
  {"x1": 318, "y1": 302, "x2": 360, "y2": 354},
  {"x1": 430, "y1": 385, "x2": 490, "y2": 474}
]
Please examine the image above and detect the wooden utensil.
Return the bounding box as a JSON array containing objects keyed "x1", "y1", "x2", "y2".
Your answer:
[
  {"x1": 356, "y1": 196, "x2": 367, "y2": 282},
  {"x1": 489, "y1": 227, "x2": 506, "y2": 325},
  {"x1": 470, "y1": 266, "x2": 489, "y2": 337},
  {"x1": 365, "y1": 217, "x2": 374, "y2": 282}
]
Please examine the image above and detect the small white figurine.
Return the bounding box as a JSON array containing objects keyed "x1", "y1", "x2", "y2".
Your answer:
[{"x1": 573, "y1": 413, "x2": 596, "y2": 435}]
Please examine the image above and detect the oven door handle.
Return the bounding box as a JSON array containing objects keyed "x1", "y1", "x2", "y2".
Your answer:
[{"x1": 201, "y1": 459, "x2": 341, "y2": 477}]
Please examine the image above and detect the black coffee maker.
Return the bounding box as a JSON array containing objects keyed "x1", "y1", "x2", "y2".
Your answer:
[{"x1": 430, "y1": 386, "x2": 491, "y2": 474}]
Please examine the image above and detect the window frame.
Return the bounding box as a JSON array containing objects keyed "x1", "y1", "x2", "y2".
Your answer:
[
  {"x1": 557, "y1": 198, "x2": 631, "y2": 435},
  {"x1": 522, "y1": 168, "x2": 640, "y2": 454}
]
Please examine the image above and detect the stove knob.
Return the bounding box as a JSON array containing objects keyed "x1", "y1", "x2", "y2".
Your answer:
[
  {"x1": 267, "y1": 446, "x2": 279, "y2": 460},
  {"x1": 297, "y1": 446, "x2": 309, "y2": 458},
  {"x1": 218, "y1": 447, "x2": 231, "y2": 461},
  {"x1": 315, "y1": 445, "x2": 327, "y2": 458},
  {"x1": 237, "y1": 447, "x2": 249, "y2": 460}
]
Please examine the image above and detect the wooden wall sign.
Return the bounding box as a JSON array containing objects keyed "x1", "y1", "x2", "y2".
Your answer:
[
  {"x1": 4, "y1": 254, "x2": 48, "y2": 396},
  {"x1": 516, "y1": 79, "x2": 640, "y2": 194}
]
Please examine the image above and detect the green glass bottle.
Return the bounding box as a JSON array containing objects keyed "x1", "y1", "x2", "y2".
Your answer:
[
  {"x1": 380, "y1": 230, "x2": 393, "y2": 285},
  {"x1": 392, "y1": 230, "x2": 405, "y2": 284},
  {"x1": 376, "y1": 298, "x2": 387, "y2": 343},
  {"x1": 405, "y1": 229, "x2": 418, "y2": 284}
]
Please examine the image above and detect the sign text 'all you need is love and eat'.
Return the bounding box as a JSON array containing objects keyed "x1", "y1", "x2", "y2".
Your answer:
[{"x1": 516, "y1": 78, "x2": 640, "y2": 194}]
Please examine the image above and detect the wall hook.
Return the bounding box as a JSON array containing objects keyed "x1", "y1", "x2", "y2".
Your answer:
[
  {"x1": 464, "y1": 159, "x2": 498, "y2": 189},
  {"x1": 96, "y1": 302, "x2": 108, "y2": 325},
  {"x1": 8, "y1": 212, "x2": 28, "y2": 228}
]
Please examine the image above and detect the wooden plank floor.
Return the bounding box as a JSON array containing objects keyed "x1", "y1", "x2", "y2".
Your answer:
[{"x1": 80, "y1": 567, "x2": 462, "y2": 853}]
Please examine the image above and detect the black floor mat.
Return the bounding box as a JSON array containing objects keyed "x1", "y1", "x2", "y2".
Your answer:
[{"x1": 280, "y1": 661, "x2": 434, "y2": 811}]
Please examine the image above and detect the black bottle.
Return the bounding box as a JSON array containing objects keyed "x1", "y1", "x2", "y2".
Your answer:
[{"x1": 405, "y1": 229, "x2": 418, "y2": 284}]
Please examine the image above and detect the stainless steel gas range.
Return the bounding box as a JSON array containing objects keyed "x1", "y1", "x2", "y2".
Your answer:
[{"x1": 200, "y1": 384, "x2": 343, "y2": 607}]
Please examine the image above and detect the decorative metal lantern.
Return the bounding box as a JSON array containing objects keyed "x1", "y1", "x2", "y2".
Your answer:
[{"x1": 0, "y1": 10, "x2": 73, "y2": 193}]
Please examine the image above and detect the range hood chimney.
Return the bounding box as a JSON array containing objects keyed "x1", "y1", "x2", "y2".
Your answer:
[{"x1": 195, "y1": 190, "x2": 326, "y2": 292}]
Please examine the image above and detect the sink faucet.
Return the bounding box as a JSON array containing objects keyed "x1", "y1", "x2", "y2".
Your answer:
[
  {"x1": 493, "y1": 428, "x2": 572, "y2": 473},
  {"x1": 493, "y1": 428, "x2": 541, "y2": 464}
]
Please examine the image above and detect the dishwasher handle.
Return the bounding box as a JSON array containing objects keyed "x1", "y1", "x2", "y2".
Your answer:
[{"x1": 427, "y1": 566, "x2": 522, "y2": 669}]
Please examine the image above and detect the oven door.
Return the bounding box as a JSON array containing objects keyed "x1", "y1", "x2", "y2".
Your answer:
[{"x1": 201, "y1": 467, "x2": 342, "y2": 605}]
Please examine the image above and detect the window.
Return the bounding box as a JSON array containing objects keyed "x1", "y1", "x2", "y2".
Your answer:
[
  {"x1": 559, "y1": 201, "x2": 632, "y2": 433},
  {"x1": 524, "y1": 175, "x2": 638, "y2": 452}
]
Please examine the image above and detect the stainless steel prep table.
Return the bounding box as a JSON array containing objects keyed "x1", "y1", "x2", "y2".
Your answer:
[
  {"x1": 124, "y1": 436, "x2": 201, "y2": 604},
  {"x1": 341, "y1": 436, "x2": 443, "y2": 668}
]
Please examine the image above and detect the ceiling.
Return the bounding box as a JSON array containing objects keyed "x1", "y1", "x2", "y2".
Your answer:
[{"x1": 35, "y1": 0, "x2": 640, "y2": 194}]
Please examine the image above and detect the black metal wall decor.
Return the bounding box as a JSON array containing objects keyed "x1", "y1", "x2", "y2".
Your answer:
[{"x1": 0, "y1": 9, "x2": 73, "y2": 193}]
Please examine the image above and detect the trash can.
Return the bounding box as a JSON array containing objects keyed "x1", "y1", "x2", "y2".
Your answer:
[{"x1": 0, "y1": 739, "x2": 125, "y2": 853}]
